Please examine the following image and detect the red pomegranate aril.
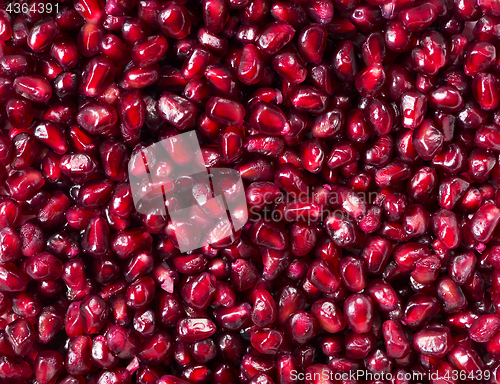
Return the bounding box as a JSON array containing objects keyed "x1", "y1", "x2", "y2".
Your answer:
[
  {"x1": 25, "y1": 252, "x2": 63, "y2": 281},
  {"x1": 448, "y1": 344, "x2": 485, "y2": 373},
  {"x1": 80, "y1": 295, "x2": 108, "y2": 335},
  {"x1": 345, "y1": 331, "x2": 375, "y2": 359},
  {"x1": 105, "y1": 324, "x2": 142, "y2": 360},
  {"x1": 338, "y1": 256, "x2": 367, "y2": 292},
  {"x1": 412, "y1": 119, "x2": 444, "y2": 161},
  {"x1": 215, "y1": 302, "x2": 252, "y2": 330},
  {"x1": 6, "y1": 98, "x2": 33, "y2": 130},
  {"x1": 327, "y1": 142, "x2": 360, "y2": 169},
  {"x1": 311, "y1": 299, "x2": 346, "y2": 333},
  {"x1": 27, "y1": 17, "x2": 59, "y2": 53},
  {"x1": 413, "y1": 326, "x2": 452, "y2": 358},
  {"x1": 35, "y1": 350, "x2": 64, "y2": 384},
  {"x1": 118, "y1": 91, "x2": 145, "y2": 131},
  {"x1": 256, "y1": 21, "x2": 294, "y2": 56},
  {"x1": 272, "y1": 50, "x2": 307, "y2": 85},
  {"x1": 290, "y1": 85, "x2": 329, "y2": 114},
  {"x1": 77, "y1": 23, "x2": 103, "y2": 58},
  {"x1": 101, "y1": 34, "x2": 130, "y2": 67},
  {"x1": 428, "y1": 85, "x2": 464, "y2": 112},
  {"x1": 11, "y1": 133, "x2": 39, "y2": 170},
  {"x1": 343, "y1": 293, "x2": 374, "y2": 334},
  {"x1": 121, "y1": 64, "x2": 160, "y2": 89},
  {"x1": 375, "y1": 160, "x2": 412, "y2": 188},
  {"x1": 400, "y1": 90, "x2": 427, "y2": 130},
  {"x1": 181, "y1": 45, "x2": 212, "y2": 81},
  {"x1": 365, "y1": 278, "x2": 398, "y2": 311},
  {"x1": 355, "y1": 63, "x2": 386, "y2": 98},
  {"x1": 297, "y1": 23, "x2": 327, "y2": 64},
  {"x1": 66, "y1": 335, "x2": 92, "y2": 375},
  {"x1": 12, "y1": 75, "x2": 52, "y2": 103},
  {"x1": 156, "y1": 92, "x2": 197, "y2": 131},
  {"x1": 121, "y1": 17, "x2": 151, "y2": 45},
  {"x1": 0, "y1": 356, "x2": 33, "y2": 383},
  {"x1": 438, "y1": 176, "x2": 470, "y2": 210},
  {"x1": 469, "y1": 314, "x2": 500, "y2": 343},
  {"x1": 436, "y1": 276, "x2": 468, "y2": 313},
  {"x1": 285, "y1": 310, "x2": 318, "y2": 346},
  {"x1": 5, "y1": 319, "x2": 34, "y2": 357},
  {"x1": 0, "y1": 17, "x2": 12, "y2": 42},
  {"x1": 398, "y1": 3, "x2": 438, "y2": 31},
  {"x1": 82, "y1": 216, "x2": 110, "y2": 258},
  {"x1": 411, "y1": 255, "x2": 441, "y2": 284},
  {"x1": 468, "y1": 148, "x2": 496, "y2": 182},
  {"x1": 308, "y1": 62, "x2": 335, "y2": 96},
  {"x1": 473, "y1": 73, "x2": 500, "y2": 111},
  {"x1": 157, "y1": 2, "x2": 191, "y2": 39},
  {"x1": 311, "y1": 109, "x2": 344, "y2": 139},
  {"x1": 448, "y1": 251, "x2": 476, "y2": 286},
  {"x1": 382, "y1": 320, "x2": 410, "y2": 359},
  {"x1": 0, "y1": 227, "x2": 21, "y2": 264},
  {"x1": 401, "y1": 294, "x2": 439, "y2": 329},
  {"x1": 237, "y1": 44, "x2": 264, "y2": 85},
  {"x1": 205, "y1": 96, "x2": 245, "y2": 127},
  {"x1": 359, "y1": 236, "x2": 390, "y2": 275},
  {"x1": 470, "y1": 202, "x2": 500, "y2": 242},
  {"x1": 250, "y1": 329, "x2": 283, "y2": 355},
  {"x1": 364, "y1": 136, "x2": 394, "y2": 167},
  {"x1": 464, "y1": 41, "x2": 496, "y2": 76},
  {"x1": 5, "y1": 170, "x2": 45, "y2": 201},
  {"x1": 132, "y1": 35, "x2": 168, "y2": 68},
  {"x1": 181, "y1": 272, "x2": 216, "y2": 310},
  {"x1": 139, "y1": 331, "x2": 173, "y2": 364},
  {"x1": 80, "y1": 56, "x2": 116, "y2": 99},
  {"x1": 245, "y1": 135, "x2": 284, "y2": 158},
  {"x1": 177, "y1": 318, "x2": 217, "y2": 343}
]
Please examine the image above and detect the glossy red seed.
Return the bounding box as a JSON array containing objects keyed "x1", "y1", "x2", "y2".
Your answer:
[
  {"x1": 383, "y1": 320, "x2": 410, "y2": 359},
  {"x1": 402, "y1": 293, "x2": 440, "y2": 328},
  {"x1": 132, "y1": 35, "x2": 168, "y2": 68},
  {"x1": 470, "y1": 202, "x2": 500, "y2": 243},
  {"x1": 35, "y1": 350, "x2": 64, "y2": 384},
  {"x1": 400, "y1": 90, "x2": 427, "y2": 130},
  {"x1": 355, "y1": 63, "x2": 386, "y2": 98},
  {"x1": 298, "y1": 24, "x2": 327, "y2": 64},
  {"x1": 285, "y1": 310, "x2": 318, "y2": 346},
  {"x1": 238, "y1": 44, "x2": 264, "y2": 85},
  {"x1": 256, "y1": 21, "x2": 294, "y2": 56},
  {"x1": 177, "y1": 318, "x2": 217, "y2": 342},
  {"x1": 465, "y1": 41, "x2": 496, "y2": 76},
  {"x1": 0, "y1": 356, "x2": 33, "y2": 383},
  {"x1": 311, "y1": 299, "x2": 346, "y2": 333},
  {"x1": 343, "y1": 293, "x2": 374, "y2": 333},
  {"x1": 413, "y1": 327, "x2": 452, "y2": 358},
  {"x1": 157, "y1": 2, "x2": 191, "y2": 39},
  {"x1": 473, "y1": 73, "x2": 500, "y2": 111},
  {"x1": 290, "y1": 85, "x2": 329, "y2": 113},
  {"x1": 5, "y1": 318, "x2": 35, "y2": 356},
  {"x1": 399, "y1": 3, "x2": 438, "y2": 31},
  {"x1": 437, "y1": 276, "x2": 468, "y2": 313}
]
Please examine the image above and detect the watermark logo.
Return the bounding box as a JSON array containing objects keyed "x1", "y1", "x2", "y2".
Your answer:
[
  {"x1": 289, "y1": 369, "x2": 492, "y2": 382},
  {"x1": 128, "y1": 131, "x2": 248, "y2": 252}
]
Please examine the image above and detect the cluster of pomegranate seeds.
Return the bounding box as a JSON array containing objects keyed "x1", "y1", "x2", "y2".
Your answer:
[{"x1": 2, "y1": 0, "x2": 500, "y2": 382}]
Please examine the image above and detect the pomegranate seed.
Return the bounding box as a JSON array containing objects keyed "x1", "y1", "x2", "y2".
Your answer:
[
  {"x1": 157, "y1": 2, "x2": 191, "y2": 39},
  {"x1": 383, "y1": 320, "x2": 410, "y2": 359},
  {"x1": 398, "y1": 3, "x2": 438, "y2": 31},
  {"x1": 413, "y1": 326, "x2": 452, "y2": 358},
  {"x1": 35, "y1": 350, "x2": 64, "y2": 384}
]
